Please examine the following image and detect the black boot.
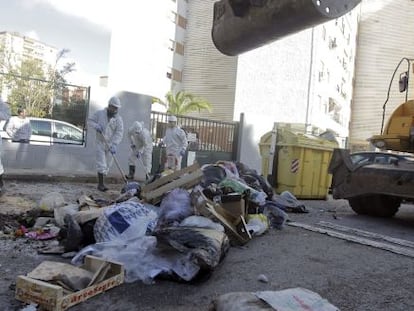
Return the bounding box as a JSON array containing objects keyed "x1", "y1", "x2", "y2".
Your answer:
[
  {"x1": 125, "y1": 165, "x2": 135, "y2": 180},
  {"x1": 97, "y1": 173, "x2": 108, "y2": 192},
  {"x1": 0, "y1": 174, "x2": 4, "y2": 196}
]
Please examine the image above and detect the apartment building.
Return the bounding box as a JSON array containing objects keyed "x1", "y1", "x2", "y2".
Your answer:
[
  {"x1": 107, "y1": 0, "x2": 189, "y2": 102},
  {"x1": 0, "y1": 31, "x2": 57, "y2": 69},
  {"x1": 350, "y1": 0, "x2": 414, "y2": 151},
  {"x1": 106, "y1": 2, "x2": 360, "y2": 170},
  {"x1": 0, "y1": 31, "x2": 58, "y2": 100},
  {"x1": 231, "y1": 10, "x2": 359, "y2": 169}
]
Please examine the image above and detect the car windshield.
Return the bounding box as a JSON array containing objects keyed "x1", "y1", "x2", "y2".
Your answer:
[{"x1": 350, "y1": 152, "x2": 414, "y2": 165}]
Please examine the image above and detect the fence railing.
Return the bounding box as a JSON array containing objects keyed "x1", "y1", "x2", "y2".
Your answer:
[
  {"x1": 150, "y1": 111, "x2": 240, "y2": 159},
  {"x1": 0, "y1": 71, "x2": 90, "y2": 145}
]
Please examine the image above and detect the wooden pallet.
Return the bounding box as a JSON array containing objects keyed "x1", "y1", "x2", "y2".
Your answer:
[{"x1": 141, "y1": 162, "x2": 203, "y2": 204}]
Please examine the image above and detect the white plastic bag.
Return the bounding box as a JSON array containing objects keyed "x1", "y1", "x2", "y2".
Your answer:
[
  {"x1": 54, "y1": 203, "x2": 79, "y2": 227},
  {"x1": 156, "y1": 188, "x2": 193, "y2": 229},
  {"x1": 179, "y1": 215, "x2": 224, "y2": 232},
  {"x1": 39, "y1": 192, "x2": 66, "y2": 212},
  {"x1": 94, "y1": 199, "x2": 158, "y2": 243}
]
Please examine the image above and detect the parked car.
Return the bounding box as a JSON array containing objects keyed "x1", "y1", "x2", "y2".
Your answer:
[
  {"x1": 1, "y1": 117, "x2": 85, "y2": 145},
  {"x1": 350, "y1": 151, "x2": 414, "y2": 165}
]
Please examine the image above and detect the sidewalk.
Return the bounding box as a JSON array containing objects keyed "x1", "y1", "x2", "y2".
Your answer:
[{"x1": 4, "y1": 168, "x2": 123, "y2": 183}]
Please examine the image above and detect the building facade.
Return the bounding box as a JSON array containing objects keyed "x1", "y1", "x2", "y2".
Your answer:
[
  {"x1": 0, "y1": 31, "x2": 57, "y2": 68},
  {"x1": 107, "y1": 0, "x2": 188, "y2": 103},
  {"x1": 0, "y1": 31, "x2": 58, "y2": 100},
  {"x1": 106, "y1": 2, "x2": 360, "y2": 171},
  {"x1": 349, "y1": 0, "x2": 414, "y2": 151},
  {"x1": 232, "y1": 9, "x2": 359, "y2": 170}
]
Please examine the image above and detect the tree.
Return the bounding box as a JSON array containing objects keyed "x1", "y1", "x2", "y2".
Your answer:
[
  {"x1": 6, "y1": 58, "x2": 51, "y2": 116},
  {"x1": 159, "y1": 91, "x2": 212, "y2": 115},
  {"x1": 1, "y1": 48, "x2": 76, "y2": 117}
]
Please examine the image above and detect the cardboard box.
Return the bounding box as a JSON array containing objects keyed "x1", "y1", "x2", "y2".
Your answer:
[
  {"x1": 221, "y1": 199, "x2": 245, "y2": 220},
  {"x1": 15, "y1": 255, "x2": 124, "y2": 311},
  {"x1": 191, "y1": 189, "x2": 251, "y2": 245}
]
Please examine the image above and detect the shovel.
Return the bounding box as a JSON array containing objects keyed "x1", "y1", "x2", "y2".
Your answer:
[
  {"x1": 136, "y1": 153, "x2": 151, "y2": 181},
  {"x1": 100, "y1": 133, "x2": 129, "y2": 186}
]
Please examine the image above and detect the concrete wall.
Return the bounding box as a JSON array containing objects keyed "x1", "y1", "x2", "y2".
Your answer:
[{"x1": 2, "y1": 91, "x2": 152, "y2": 180}]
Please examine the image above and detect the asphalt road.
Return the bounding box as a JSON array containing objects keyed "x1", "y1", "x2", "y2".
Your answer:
[{"x1": 1, "y1": 181, "x2": 414, "y2": 311}]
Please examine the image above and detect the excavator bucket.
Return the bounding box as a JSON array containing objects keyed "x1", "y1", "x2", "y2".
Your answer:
[{"x1": 212, "y1": 0, "x2": 361, "y2": 56}]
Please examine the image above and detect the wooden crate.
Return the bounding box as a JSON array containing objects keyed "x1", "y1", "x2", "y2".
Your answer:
[
  {"x1": 15, "y1": 256, "x2": 124, "y2": 311},
  {"x1": 191, "y1": 188, "x2": 251, "y2": 245},
  {"x1": 141, "y1": 162, "x2": 203, "y2": 204}
]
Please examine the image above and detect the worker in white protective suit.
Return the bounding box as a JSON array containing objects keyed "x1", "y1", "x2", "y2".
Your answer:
[
  {"x1": 6, "y1": 107, "x2": 31, "y2": 143},
  {"x1": 125, "y1": 121, "x2": 153, "y2": 180},
  {"x1": 163, "y1": 115, "x2": 188, "y2": 171},
  {"x1": 88, "y1": 96, "x2": 124, "y2": 191},
  {"x1": 0, "y1": 99, "x2": 11, "y2": 196}
]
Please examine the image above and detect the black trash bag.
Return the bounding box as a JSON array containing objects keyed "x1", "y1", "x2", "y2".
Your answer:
[
  {"x1": 235, "y1": 161, "x2": 256, "y2": 175},
  {"x1": 240, "y1": 173, "x2": 274, "y2": 200},
  {"x1": 201, "y1": 165, "x2": 227, "y2": 187}
]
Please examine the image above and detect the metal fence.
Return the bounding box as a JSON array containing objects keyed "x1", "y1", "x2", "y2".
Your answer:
[
  {"x1": 0, "y1": 72, "x2": 90, "y2": 145},
  {"x1": 150, "y1": 111, "x2": 241, "y2": 169},
  {"x1": 151, "y1": 111, "x2": 240, "y2": 153}
]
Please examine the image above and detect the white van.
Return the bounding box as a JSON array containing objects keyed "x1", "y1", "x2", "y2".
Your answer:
[{"x1": 1, "y1": 117, "x2": 85, "y2": 145}]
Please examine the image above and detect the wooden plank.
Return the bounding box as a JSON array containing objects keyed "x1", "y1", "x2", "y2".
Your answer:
[
  {"x1": 87, "y1": 262, "x2": 111, "y2": 287},
  {"x1": 192, "y1": 189, "x2": 251, "y2": 245},
  {"x1": 317, "y1": 221, "x2": 414, "y2": 249},
  {"x1": 142, "y1": 162, "x2": 200, "y2": 193},
  {"x1": 288, "y1": 222, "x2": 414, "y2": 258},
  {"x1": 142, "y1": 169, "x2": 203, "y2": 204}
]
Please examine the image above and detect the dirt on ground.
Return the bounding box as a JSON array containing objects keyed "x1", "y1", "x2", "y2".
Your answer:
[{"x1": 1, "y1": 180, "x2": 414, "y2": 311}]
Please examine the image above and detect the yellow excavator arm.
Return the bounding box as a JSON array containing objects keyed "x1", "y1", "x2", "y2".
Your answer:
[
  {"x1": 369, "y1": 60, "x2": 414, "y2": 153},
  {"x1": 212, "y1": 0, "x2": 362, "y2": 56}
]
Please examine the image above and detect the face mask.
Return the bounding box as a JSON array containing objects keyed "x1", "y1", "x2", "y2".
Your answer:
[{"x1": 107, "y1": 109, "x2": 117, "y2": 118}]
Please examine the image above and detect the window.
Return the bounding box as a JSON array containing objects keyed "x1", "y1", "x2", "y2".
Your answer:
[
  {"x1": 54, "y1": 122, "x2": 82, "y2": 141},
  {"x1": 176, "y1": 13, "x2": 187, "y2": 29},
  {"x1": 31, "y1": 120, "x2": 51, "y2": 137},
  {"x1": 318, "y1": 61, "x2": 324, "y2": 81},
  {"x1": 168, "y1": 40, "x2": 184, "y2": 55},
  {"x1": 167, "y1": 67, "x2": 182, "y2": 82},
  {"x1": 172, "y1": 68, "x2": 182, "y2": 82},
  {"x1": 175, "y1": 42, "x2": 184, "y2": 55},
  {"x1": 329, "y1": 37, "x2": 337, "y2": 49}
]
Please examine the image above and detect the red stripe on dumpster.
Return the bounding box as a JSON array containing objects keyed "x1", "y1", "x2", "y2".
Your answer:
[{"x1": 291, "y1": 159, "x2": 299, "y2": 173}]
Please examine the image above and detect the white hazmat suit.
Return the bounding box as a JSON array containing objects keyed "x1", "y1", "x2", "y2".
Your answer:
[
  {"x1": 88, "y1": 97, "x2": 123, "y2": 191},
  {"x1": 163, "y1": 116, "x2": 188, "y2": 171},
  {"x1": 0, "y1": 99, "x2": 11, "y2": 194},
  {"x1": 126, "y1": 121, "x2": 153, "y2": 178}
]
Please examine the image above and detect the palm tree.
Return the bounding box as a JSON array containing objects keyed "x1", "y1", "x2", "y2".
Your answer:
[{"x1": 157, "y1": 91, "x2": 212, "y2": 115}]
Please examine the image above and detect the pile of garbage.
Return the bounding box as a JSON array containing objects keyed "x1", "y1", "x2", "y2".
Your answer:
[{"x1": 10, "y1": 160, "x2": 308, "y2": 285}]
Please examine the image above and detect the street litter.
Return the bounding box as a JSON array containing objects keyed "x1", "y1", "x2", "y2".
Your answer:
[
  {"x1": 211, "y1": 287, "x2": 339, "y2": 311},
  {"x1": 11, "y1": 159, "x2": 310, "y2": 308},
  {"x1": 15, "y1": 255, "x2": 124, "y2": 311}
]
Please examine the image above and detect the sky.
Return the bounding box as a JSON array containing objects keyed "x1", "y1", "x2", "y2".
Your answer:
[{"x1": 0, "y1": 0, "x2": 113, "y2": 86}]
